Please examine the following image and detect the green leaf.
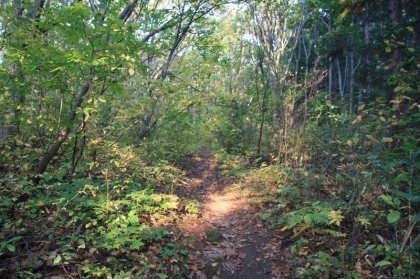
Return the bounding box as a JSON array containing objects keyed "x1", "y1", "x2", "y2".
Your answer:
[
  {"x1": 128, "y1": 68, "x2": 135, "y2": 76},
  {"x1": 352, "y1": 134, "x2": 359, "y2": 144},
  {"x1": 304, "y1": 214, "x2": 312, "y2": 224},
  {"x1": 127, "y1": 210, "x2": 139, "y2": 224},
  {"x1": 83, "y1": 107, "x2": 94, "y2": 115},
  {"x1": 389, "y1": 189, "x2": 420, "y2": 203},
  {"x1": 130, "y1": 240, "x2": 144, "y2": 250},
  {"x1": 385, "y1": 46, "x2": 392, "y2": 53},
  {"x1": 311, "y1": 210, "x2": 330, "y2": 224},
  {"x1": 261, "y1": 212, "x2": 271, "y2": 221},
  {"x1": 6, "y1": 244, "x2": 16, "y2": 252},
  {"x1": 77, "y1": 239, "x2": 86, "y2": 250},
  {"x1": 157, "y1": 273, "x2": 168, "y2": 279},
  {"x1": 387, "y1": 210, "x2": 400, "y2": 224},
  {"x1": 53, "y1": 254, "x2": 62, "y2": 265},
  {"x1": 380, "y1": 195, "x2": 394, "y2": 206},
  {"x1": 290, "y1": 245, "x2": 296, "y2": 254},
  {"x1": 8, "y1": 236, "x2": 22, "y2": 243},
  {"x1": 288, "y1": 214, "x2": 302, "y2": 228},
  {"x1": 375, "y1": 260, "x2": 392, "y2": 267}
]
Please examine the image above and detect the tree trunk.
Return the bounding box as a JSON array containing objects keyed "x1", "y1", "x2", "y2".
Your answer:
[
  {"x1": 364, "y1": 20, "x2": 372, "y2": 98},
  {"x1": 336, "y1": 58, "x2": 344, "y2": 100},
  {"x1": 302, "y1": 32, "x2": 310, "y2": 127},
  {"x1": 34, "y1": 0, "x2": 144, "y2": 176},
  {"x1": 349, "y1": 52, "x2": 354, "y2": 111},
  {"x1": 328, "y1": 57, "x2": 333, "y2": 99},
  {"x1": 35, "y1": 78, "x2": 92, "y2": 175},
  {"x1": 256, "y1": 57, "x2": 269, "y2": 156},
  {"x1": 388, "y1": 0, "x2": 401, "y2": 72}
]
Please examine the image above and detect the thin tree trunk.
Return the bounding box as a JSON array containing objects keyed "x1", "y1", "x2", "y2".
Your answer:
[
  {"x1": 336, "y1": 58, "x2": 344, "y2": 100},
  {"x1": 344, "y1": 51, "x2": 348, "y2": 97},
  {"x1": 302, "y1": 32, "x2": 310, "y2": 127},
  {"x1": 364, "y1": 21, "x2": 372, "y2": 98},
  {"x1": 349, "y1": 52, "x2": 354, "y2": 111},
  {"x1": 328, "y1": 57, "x2": 333, "y2": 99},
  {"x1": 35, "y1": 78, "x2": 92, "y2": 175},
  {"x1": 256, "y1": 57, "x2": 269, "y2": 156},
  {"x1": 283, "y1": 106, "x2": 288, "y2": 165},
  {"x1": 388, "y1": 0, "x2": 401, "y2": 72},
  {"x1": 118, "y1": 0, "x2": 138, "y2": 23}
]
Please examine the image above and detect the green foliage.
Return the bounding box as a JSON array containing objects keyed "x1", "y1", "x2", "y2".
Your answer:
[
  {"x1": 296, "y1": 251, "x2": 343, "y2": 278},
  {"x1": 0, "y1": 164, "x2": 190, "y2": 277},
  {"x1": 241, "y1": 90, "x2": 418, "y2": 277},
  {"x1": 184, "y1": 200, "x2": 200, "y2": 214},
  {"x1": 214, "y1": 151, "x2": 248, "y2": 177},
  {"x1": 0, "y1": 236, "x2": 21, "y2": 256},
  {"x1": 246, "y1": 164, "x2": 288, "y2": 188},
  {"x1": 277, "y1": 201, "x2": 345, "y2": 231},
  {"x1": 0, "y1": 0, "x2": 419, "y2": 278}
]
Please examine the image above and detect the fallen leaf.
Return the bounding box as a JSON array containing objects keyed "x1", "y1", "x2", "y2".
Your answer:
[
  {"x1": 220, "y1": 242, "x2": 231, "y2": 248},
  {"x1": 277, "y1": 263, "x2": 292, "y2": 277},
  {"x1": 238, "y1": 253, "x2": 247, "y2": 259},
  {"x1": 367, "y1": 135, "x2": 379, "y2": 143},
  {"x1": 355, "y1": 260, "x2": 363, "y2": 273},
  {"x1": 282, "y1": 250, "x2": 292, "y2": 258},
  {"x1": 223, "y1": 262, "x2": 235, "y2": 271},
  {"x1": 225, "y1": 248, "x2": 238, "y2": 258},
  {"x1": 196, "y1": 271, "x2": 207, "y2": 279},
  {"x1": 362, "y1": 268, "x2": 372, "y2": 276},
  {"x1": 222, "y1": 233, "x2": 234, "y2": 239}
]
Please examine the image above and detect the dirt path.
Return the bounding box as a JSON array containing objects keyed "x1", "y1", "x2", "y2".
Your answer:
[{"x1": 176, "y1": 149, "x2": 292, "y2": 279}]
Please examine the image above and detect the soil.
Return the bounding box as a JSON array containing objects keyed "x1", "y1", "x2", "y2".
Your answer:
[{"x1": 176, "y1": 149, "x2": 293, "y2": 279}]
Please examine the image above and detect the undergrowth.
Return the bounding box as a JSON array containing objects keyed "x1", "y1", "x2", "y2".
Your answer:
[
  {"x1": 219, "y1": 99, "x2": 419, "y2": 278},
  {"x1": 0, "y1": 149, "x2": 193, "y2": 278}
]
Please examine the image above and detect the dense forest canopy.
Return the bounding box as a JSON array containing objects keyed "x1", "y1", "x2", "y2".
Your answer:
[{"x1": 0, "y1": 0, "x2": 418, "y2": 278}]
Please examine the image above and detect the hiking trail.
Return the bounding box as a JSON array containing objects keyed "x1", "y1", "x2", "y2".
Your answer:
[{"x1": 175, "y1": 149, "x2": 292, "y2": 278}]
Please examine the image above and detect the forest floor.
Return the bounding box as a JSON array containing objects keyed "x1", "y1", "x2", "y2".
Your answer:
[{"x1": 175, "y1": 149, "x2": 292, "y2": 279}]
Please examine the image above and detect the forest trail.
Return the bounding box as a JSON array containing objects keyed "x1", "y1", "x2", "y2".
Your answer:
[{"x1": 176, "y1": 149, "x2": 292, "y2": 278}]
